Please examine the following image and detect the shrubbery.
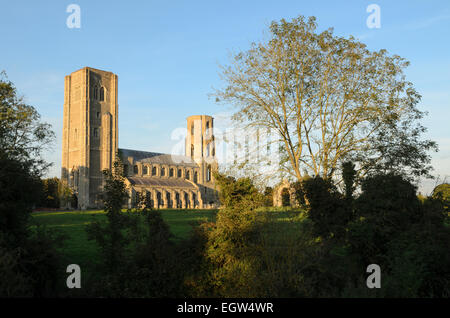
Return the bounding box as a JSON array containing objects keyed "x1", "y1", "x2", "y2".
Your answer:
[
  {"x1": 84, "y1": 160, "x2": 187, "y2": 297},
  {"x1": 301, "y1": 170, "x2": 450, "y2": 297},
  {"x1": 183, "y1": 169, "x2": 450, "y2": 298},
  {"x1": 0, "y1": 155, "x2": 65, "y2": 297}
]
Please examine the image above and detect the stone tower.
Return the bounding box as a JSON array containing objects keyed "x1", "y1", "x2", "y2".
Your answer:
[
  {"x1": 185, "y1": 115, "x2": 218, "y2": 199},
  {"x1": 61, "y1": 67, "x2": 118, "y2": 209}
]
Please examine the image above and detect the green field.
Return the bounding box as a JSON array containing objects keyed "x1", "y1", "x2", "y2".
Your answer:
[
  {"x1": 30, "y1": 207, "x2": 307, "y2": 290},
  {"x1": 31, "y1": 209, "x2": 218, "y2": 282}
]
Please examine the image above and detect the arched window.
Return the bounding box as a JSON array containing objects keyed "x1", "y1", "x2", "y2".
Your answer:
[
  {"x1": 99, "y1": 87, "x2": 104, "y2": 101},
  {"x1": 281, "y1": 188, "x2": 290, "y2": 207},
  {"x1": 186, "y1": 170, "x2": 190, "y2": 180},
  {"x1": 133, "y1": 165, "x2": 139, "y2": 174},
  {"x1": 157, "y1": 192, "x2": 162, "y2": 208},
  {"x1": 177, "y1": 169, "x2": 182, "y2": 178},
  {"x1": 169, "y1": 168, "x2": 174, "y2": 177},
  {"x1": 143, "y1": 166, "x2": 148, "y2": 175},
  {"x1": 152, "y1": 166, "x2": 156, "y2": 176},
  {"x1": 161, "y1": 167, "x2": 165, "y2": 176},
  {"x1": 207, "y1": 165, "x2": 212, "y2": 182},
  {"x1": 194, "y1": 171, "x2": 198, "y2": 183},
  {"x1": 191, "y1": 144, "x2": 194, "y2": 157}
]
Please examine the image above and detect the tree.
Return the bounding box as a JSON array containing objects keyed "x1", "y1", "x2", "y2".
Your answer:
[
  {"x1": 86, "y1": 159, "x2": 184, "y2": 297},
  {"x1": 86, "y1": 158, "x2": 129, "y2": 273},
  {"x1": 0, "y1": 154, "x2": 42, "y2": 246},
  {"x1": 348, "y1": 173, "x2": 422, "y2": 266},
  {"x1": 0, "y1": 71, "x2": 55, "y2": 174},
  {"x1": 342, "y1": 161, "x2": 356, "y2": 201},
  {"x1": 39, "y1": 177, "x2": 60, "y2": 208},
  {"x1": 263, "y1": 186, "x2": 273, "y2": 206},
  {"x1": 0, "y1": 71, "x2": 55, "y2": 244},
  {"x1": 0, "y1": 73, "x2": 63, "y2": 297},
  {"x1": 214, "y1": 172, "x2": 264, "y2": 211},
  {"x1": 214, "y1": 16, "x2": 437, "y2": 183},
  {"x1": 432, "y1": 183, "x2": 450, "y2": 211},
  {"x1": 198, "y1": 173, "x2": 267, "y2": 297},
  {"x1": 302, "y1": 176, "x2": 350, "y2": 239}
]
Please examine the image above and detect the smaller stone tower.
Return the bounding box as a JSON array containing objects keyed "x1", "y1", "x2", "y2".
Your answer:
[{"x1": 185, "y1": 115, "x2": 218, "y2": 205}]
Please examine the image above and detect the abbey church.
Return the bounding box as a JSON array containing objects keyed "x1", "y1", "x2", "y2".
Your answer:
[{"x1": 61, "y1": 67, "x2": 219, "y2": 210}]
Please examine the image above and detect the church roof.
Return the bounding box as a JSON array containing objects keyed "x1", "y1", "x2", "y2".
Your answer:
[
  {"x1": 126, "y1": 177, "x2": 197, "y2": 190},
  {"x1": 119, "y1": 148, "x2": 198, "y2": 167}
]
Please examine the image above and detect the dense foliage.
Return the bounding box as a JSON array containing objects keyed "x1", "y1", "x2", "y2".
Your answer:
[
  {"x1": 0, "y1": 72, "x2": 63, "y2": 297},
  {"x1": 84, "y1": 159, "x2": 186, "y2": 297}
]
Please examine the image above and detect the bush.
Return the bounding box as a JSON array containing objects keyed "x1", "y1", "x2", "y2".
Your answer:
[
  {"x1": 302, "y1": 176, "x2": 351, "y2": 239},
  {"x1": 348, "y1": 173, "x2": 422, "y2": 265},
  {"x1": 0, "y1": 154, "x2": 42, "y2": 247},
  {"x1": 214, "y1": 172, "x2": 265, "y2": 211},
  {"x1": 432, "y1": 183, "x2": 450, "y2": 212},
  {"x1": 0, "y1": 226, "x2": 65, "y2": 297},
  {"x1": 0, "y1": 155, "x2": 65, "y2": 297},
  {"x1": 86, "y1": 160, "x2": 185, "y2": 297},
  {"x1": 263, "y1": 187, "x2": 273, "y2": 207}
]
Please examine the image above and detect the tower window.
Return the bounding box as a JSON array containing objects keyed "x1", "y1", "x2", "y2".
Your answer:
[
  {"x1": 93, "y1": 86, "x2": 98, "y2": 100},
  {"x1": 99, "y1": 87, "x2": 104, "y2": 101},
  {"x1": 152, "y1": 166, "x2": 156, "y2": 176},
  {"x1": 191, "y1": 144, "x2": 194, "y2": 157},
  {"x1": 169, "y1": 168, "x2": 174, "y2": 177},
  {"x1": 207, "y1": 165, "x2": 212, "y2": 182},
  {"x1": 143, "y1": 166, "x2": 148, "y2": 175},
  {"x1": 161, "y1": 167, "x2": 165, "y2": 176},
  {"x1": 191, "y1": 123, "x2": 194, "y2": 135},
  {"x1": 186, "y1": 170, "x2": 190, "y2": 180},
  {"x1": 194, "y1": 171, "x2": 198, "y2": 183},
  {"x1": 96, "y1": 112, "x2": 100, "y2": 119},
  {"x1": 177, "y1": 169, "x2": 182, "y2": 178},
  {"x1": 93, "y1": 128, "x2": 99, "y2": 138}
]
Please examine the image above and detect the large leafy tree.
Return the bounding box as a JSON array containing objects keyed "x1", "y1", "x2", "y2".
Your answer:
[
  {"x1": 0, "y1": 71, "x2": 55, "y2": 174},
  {"x1": 0, "y1": 71, "x2": 55, "y2": 241},
  {"x1": 0, "y1": 72, "x2": 62, "y2": 297},
  {"x1": 214, "y1": 16, "x2": 437, "y2": 182}
]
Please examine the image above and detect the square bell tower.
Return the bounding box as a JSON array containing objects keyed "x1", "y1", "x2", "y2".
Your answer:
[{"x1": 61, "y1": 67, "x2": 118, "y2": 209}]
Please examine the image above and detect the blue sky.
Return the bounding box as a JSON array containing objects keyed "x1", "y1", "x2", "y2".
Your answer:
[{"x1": 1, "y1": 0, "x2": 449, "y2": 193}]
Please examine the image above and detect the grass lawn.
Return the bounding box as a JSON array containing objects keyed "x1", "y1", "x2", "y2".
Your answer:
[
  {"x1": 30, "y1": 207, "x2": 306, "y2": 291},
  {"x1": 31, "y1": 209, "x2": 218, "y2": 283}
]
